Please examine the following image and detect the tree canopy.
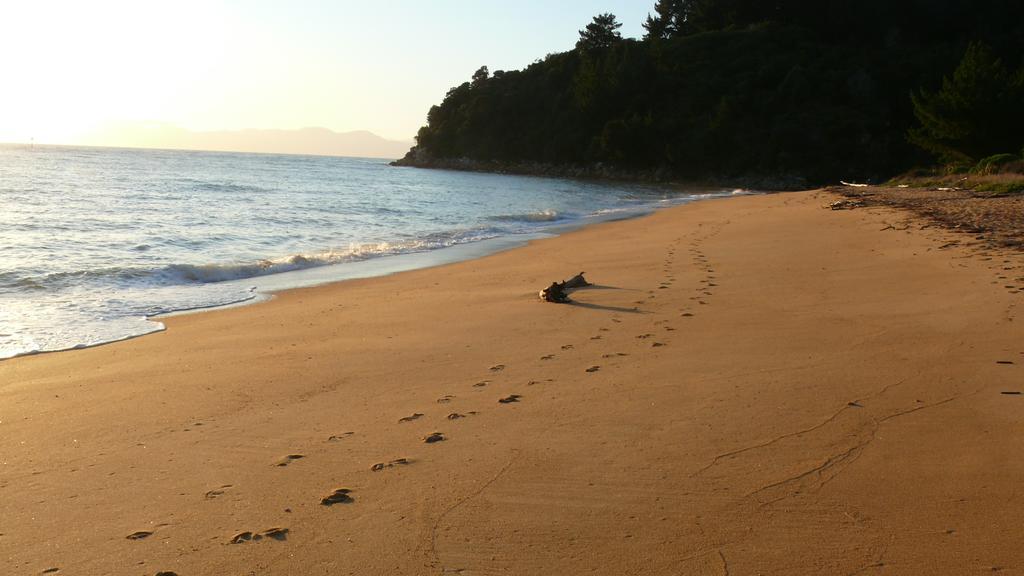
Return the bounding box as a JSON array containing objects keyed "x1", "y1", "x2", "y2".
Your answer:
[
  {"x1": 577, "y1": 13, "x2": 623, "y2": 51},
  {"x1": 399, "y1": 0, "x2": 1024, "y2": 184}
]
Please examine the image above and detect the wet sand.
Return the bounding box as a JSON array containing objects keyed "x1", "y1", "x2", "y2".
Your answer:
[{"x1": 1, "y1": 190, "x2": 1022, "y2": 575}]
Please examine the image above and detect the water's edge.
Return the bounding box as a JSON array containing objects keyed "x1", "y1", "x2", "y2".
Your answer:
[{"x1": 3, "y1": 190, "x2": 752, "y2": 362}]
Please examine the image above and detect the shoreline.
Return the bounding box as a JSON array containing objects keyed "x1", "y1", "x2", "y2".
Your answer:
[
  {"x1": 2, "y1": 190, "x2": 1022, "y2": 575},
  {"x1": 2, "y1": 188, "x2": 747, "y2": 362},
  {"x1": 390, "y1": 156, "x2": 813, "y2": 191}
]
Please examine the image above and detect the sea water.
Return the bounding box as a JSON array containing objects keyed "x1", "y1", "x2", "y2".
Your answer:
[{"x1": 0, "y1": 144, "x2": 744, "y2": 359}]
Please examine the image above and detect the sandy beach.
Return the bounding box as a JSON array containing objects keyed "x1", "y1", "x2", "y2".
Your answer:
[{"x1": 2, "y1": 189, "x2": 1022, "y2": 575}]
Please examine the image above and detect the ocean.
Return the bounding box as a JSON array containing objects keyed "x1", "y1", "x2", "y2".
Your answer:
[{"x1": 0, "y1": 144, "x2": 744, "y2": 359}]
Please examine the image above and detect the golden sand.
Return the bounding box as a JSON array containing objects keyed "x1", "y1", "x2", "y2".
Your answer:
[{"x1": 2, "y1": 190, "x2": 1022, "y2": 575}]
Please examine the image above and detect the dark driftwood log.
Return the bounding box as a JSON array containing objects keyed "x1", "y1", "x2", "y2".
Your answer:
[{"x1": 540, "y1": 272, "x2": 591, "y2": 303}]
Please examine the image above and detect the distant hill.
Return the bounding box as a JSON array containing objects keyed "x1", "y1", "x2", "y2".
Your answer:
[{"x1": 83, "y1": 124, "x2": 413, "y2": 159}]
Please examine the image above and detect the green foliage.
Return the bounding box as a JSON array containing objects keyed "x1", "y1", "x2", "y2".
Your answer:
[
  {"x1": 643, "y1": 0, "x2": 683, "y2": 39},
  {"x1": 576, "y1": 13, "x2": 623, "y2": 51},
  {"x1": 971, "y1": 153, "x2": 1019, "y2": 175},
  {"x1": 909, "y1": 43, "x2": 1024, "y2": 163},
  {"x1": 407, "y1": 1, "x2": 1024, "y2": 184}
]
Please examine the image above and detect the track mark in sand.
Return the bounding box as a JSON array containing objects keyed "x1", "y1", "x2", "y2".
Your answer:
[
  {"x1": 424, "y1": 432, "x2": 446, "y2": 443},
  {"x1": 611, "y1": 318, "x2": 622, "y2": 323},
  {"x1": 327, "y1": 432, "x2": 354, "y2": 441},
  {"x1": 540, "y1": 354, "x2": 555, "y2": 360},
  {"x1": 473, "y1": 380, "x2": 490, "y2": 388},
  {"x1": 430, "y1": 450, "x2": 520, "y2": 570},
  {"x1": 399, "y1": 413, "x2": 424, "y2": 423},
  {"x1": 274, "y1": 454, "x2": 305, "y2": 467},
  {"x1": 498, "y1": 394, "x2": 522, "y2": 404},
  {"x1": 996, "y1": 360, "x2": 1015, "y2": 365},
  {"x1": 561, "y1": 344, "x2": 574, "y2": 350},
  {"x1": 126, "y1": 531, "x2": 153, "y2": 541},
  {"x1": 590, "y1": 335, "x2": 603, "y2": 340},
  {"x1": 320, "y1": 488, "x2": 354, "y2": 505},
  {"x1": 204, "y1": 484, "x2": 233, "y2": 500},
  {"x1": 448, "y1": 411, "x2": 478, "y2": 419},
  {"x1": 652, "y1": 342, "x2": 666, "y2": 347},
  {"x1": 636, "y1": 333, "x2": 653, "y2": 339},
  {"x1": 602, "y1": 352, "x2": 629, "y2": 358},
  {"x1": 585, "y1": 366, "x2": 601, "y2": 373},
  {"x1": 681, "y1": 312, "x2": 694, "y2": 317},
  {"x1": 372, "y1": 458, "x2": 411, "y2": 471},
  {"x1": 437, "y1": 395, "x2": 455, "y2": 404},
  {"x1": 527, "y1": 379, "x2": 554, "y2": 386},
  {"x1": 42, "y1": 569, "x2": 59, "y2": 574},
  {"x1": 599, "y1": 327, "x2": 610, "y2": 332},
  {"x1": 155, "y1": 571, "x2": 179, "y2": 576},
  {"x1": 489, "y1": 364, "x2": 505, "y2": 372}
]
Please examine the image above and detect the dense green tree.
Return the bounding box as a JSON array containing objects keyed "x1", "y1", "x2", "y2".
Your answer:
[
  {"x1": 909, "y1": 43, "x2": 1024, "y2": 163},
  {"x1": 643, "y1": 0, "x2": 683, "y2": 39},
  {"x1": 471, "y1": 65, "x2": 489, "y2": 87},
  {"x1": 576, "y1": 13, "x2": 623, "y2": 51},
  {"x1": 398, "y1": 0, "x2": 1024, "y2": 183}
]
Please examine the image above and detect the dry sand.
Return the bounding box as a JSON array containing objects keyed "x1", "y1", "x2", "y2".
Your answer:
[{"x1": 1, "y1": 190, "x2": 1022, "y2": 575}]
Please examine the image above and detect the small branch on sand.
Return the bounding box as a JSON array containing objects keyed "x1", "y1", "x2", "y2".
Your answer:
[{"x1": 539, "y1": 272, "x2": 591, "y2": 303}]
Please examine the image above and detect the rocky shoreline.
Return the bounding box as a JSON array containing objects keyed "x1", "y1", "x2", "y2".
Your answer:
[{"x1": 390, "y1": 150, "x2": 811, "y2": 191}]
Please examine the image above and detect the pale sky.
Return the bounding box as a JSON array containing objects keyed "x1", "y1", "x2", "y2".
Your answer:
[{"x1": 0, "y1": 1, "x2": 650, "y2": 147}]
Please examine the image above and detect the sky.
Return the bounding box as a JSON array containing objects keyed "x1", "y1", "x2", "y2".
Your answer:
[{"x1": 0, "y1": 1, "x2": 651, "y2": 148}]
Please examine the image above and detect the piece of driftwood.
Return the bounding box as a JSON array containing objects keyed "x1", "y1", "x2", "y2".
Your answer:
[{"x1": 539, "y1": 272, "x2": 591, "y2": 302}]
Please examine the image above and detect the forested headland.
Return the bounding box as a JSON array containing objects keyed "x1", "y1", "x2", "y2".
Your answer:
[{"x1": 394, "y1": 0, "x2": 1024, "y2": 188}]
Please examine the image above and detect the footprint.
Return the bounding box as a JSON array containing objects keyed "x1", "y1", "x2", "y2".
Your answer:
[
  {"x1": 437, "y1": 395, "x2": 454, "y2": 404},
  {"x1": 599, "y1": 328, "x2": 610, "y2": 332},
  {"x1": 232, "y1": 527, "x2": 290, "y2": 544},
  {"x1": 681, "y1": 312, "x2": 694, "y2": 317},
  {"x1": 447, "y1": 412, "x2": 466, "y2": 420},
  {"x1": 263, "y1": 527, "x2": 289, "y2": 541},
  {"x1": 42, "y1": 570, "x2": 60, "y2": 575},
  {"x1": 585, "y1": 366, "x2": 601, "y2": 373},
  {"x1": 327, "y1": 432, "x2": 354, "y2": 441},
  {"x1": 126, "y1": 531, "x2": 153, "y2": 541},
  {"x1": 423, "y1": 432, "x2": 446, "y2": 443},
  {"x1": 611, "y1": 319, "x2": 622, "y2": 323},
  {"x1": 665, "y1": 327, "x2": 676, "y2": 331},
  {"x1": 636, "y1": 334, "x2": 653, "y2": 339},
  {"x1": 590, "y1": 335, "x2": 602, "y2": 340},
  {"x1": 561, "y1": 344, "x2": 574, "y2": 350},
  {"x1": 398, "y1": 413, "x2": 424, "y2": 423},
  {"x1": 204, "y1": 484, "x2": 233, "y2": 500},
  {"x1": 540, "y1": 355, "x2": 555, "y2": 360},
  {"x1": 274, "y1": 454, "x2": 305, "y2": 467},
  {"x1": 155, "y1": 572, "x2": 178, "y2": 576},
  {"x1": 321, "y1": 488, "x2": 354, "y2": 506},
  {"x1": 489, "y1": 364, "x2": 505, "y2": 372},
  {"x1": 498, "y1": 394, "x2": 522, "y2": 404},
  {"x1": 371, "y1": 458, "x2": 411, "y2": 471},
  {"x1": 652, "y1": 342, "x2": 666, "y2": 347},
  {"x1": 473, "y1": 380, "x2": 490, "y2": 387}
]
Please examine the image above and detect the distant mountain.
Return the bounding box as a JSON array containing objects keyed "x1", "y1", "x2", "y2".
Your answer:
[{"x1": 82, "y1": 123, "x2": 413, "y2": 159}]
